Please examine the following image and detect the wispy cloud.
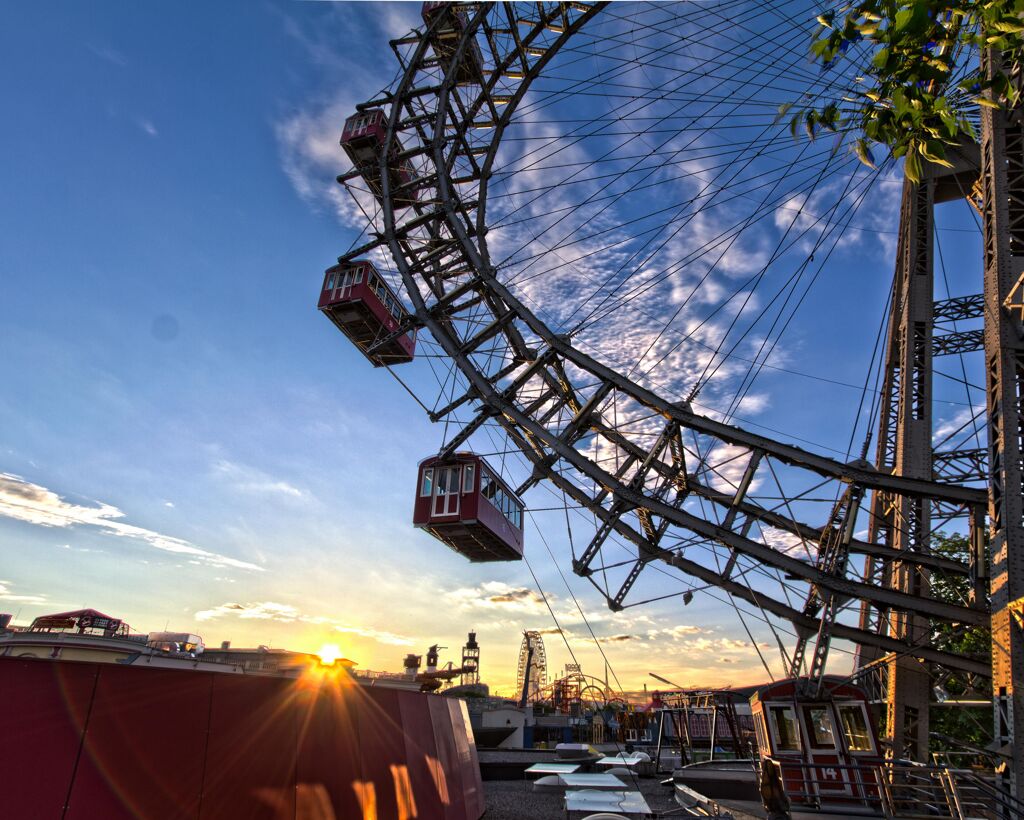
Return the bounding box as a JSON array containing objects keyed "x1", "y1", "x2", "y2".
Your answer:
[
  {"x1": 194, "y1": 600, "x2": 415, "y2": 646},
  {"x1": 446, "y1": 581, "x2": 549, "y2": 614},
  {"x1": 0, "y1": 580, "x2": 48, "y2": 605},
  {"x1": 933, "y1": 404, "x2": 985, "y2": 446},
  {"x1": 60, "y1": 542, "x2": 104, "y2": 554},
  {"x1": 212, "y1": 460, "x2": 309, "y2": 501},
  {"x1": 0, "y1": 473, "x2": 262, "y2": 571},
  {"x1": 661, "y1": 624, "x2": 704, "y2": 638},
  {"x1": 136, "y1": 118, "x2": 158, "y2": 138},
  {"x1": 87, "y1": 44, "x2": 127, "y2": 67}
]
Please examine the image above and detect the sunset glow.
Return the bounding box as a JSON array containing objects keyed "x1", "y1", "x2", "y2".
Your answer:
[{"x1": 317, "y1": 643, "x2": 342, "y2": 665}]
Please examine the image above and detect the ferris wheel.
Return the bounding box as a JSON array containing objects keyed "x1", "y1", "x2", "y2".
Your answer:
[
  {"x1": 322, "y1": 1, "x2": 990, "y2": 701},
  {"x1": 516, "y1": 630, "x2": 549, "y2": 703}
]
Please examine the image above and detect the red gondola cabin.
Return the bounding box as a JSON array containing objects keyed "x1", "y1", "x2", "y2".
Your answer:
[
  {"x1": 319, "y1": 260, "x2": 416, "y2": 366},
  {"x1": 750, "y1": 677, "x2": 883, "y2": 810},
  {"x1": 340, "y1": 109, "x2": 418, "y2": 207},
  {"x1": 413, "y1": 453, "x2": 524, "y2": 562},
  {"x1": 421, "y1": 2, "x2": 483, "y2": 84}
]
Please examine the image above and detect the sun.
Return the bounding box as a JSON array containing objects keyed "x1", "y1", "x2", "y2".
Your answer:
[{"x1": 317, "y1": 643, "x2": 342, "y2": 665}]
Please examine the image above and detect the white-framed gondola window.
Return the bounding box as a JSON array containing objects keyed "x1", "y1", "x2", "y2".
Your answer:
[
  {"x1": 767, "y1": 704, "x2": 801, "y2": 752},
  {"x1": 837, "y1": 703, "x2": 874, "y2": 753},
  {"x1": 801, "y1": 705, "x2": 838, "y2": 750},
  {"x1": 420, "y1": 468, "x2": 434, "y2": 497},
  {"x1": 753, "y1": 714, "x2": 768, "y2": 753},
  {"x1": 463, "y1": 465, "x2": 475, "y2": 493}
]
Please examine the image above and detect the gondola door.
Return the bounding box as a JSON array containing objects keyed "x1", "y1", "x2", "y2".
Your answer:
[
  {"x1": 432, "y1": 465, "x2": 461, "y2": 517},
  {"x1": 337, "y1": 267, "x2": 357, "y2": 300},
  {"x1": 799, "y1": 703, "x2": 852, "y2": 800}
]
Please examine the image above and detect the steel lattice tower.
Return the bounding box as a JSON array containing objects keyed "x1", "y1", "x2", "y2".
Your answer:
[
  {"x1": 980, "y1": 52, "x2": 1024, "y2": 797},
  {"x1": 856, "y1": 52, "x2": 1024, "y2": 793},
  {"x1": 461, "y1": 631, "x2": 480, "y2": 687}
]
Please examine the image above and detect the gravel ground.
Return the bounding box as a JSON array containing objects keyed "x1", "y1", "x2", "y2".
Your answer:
[{"x1": 482, "y1": 776, "x2": 682, "y2": 819}]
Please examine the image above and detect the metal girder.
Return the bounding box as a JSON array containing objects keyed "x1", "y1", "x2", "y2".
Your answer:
[
  {"x1": 536, "y1": 457, "x2": 991, "y2": 677},
  {"x1": 933, "y1": 447, "x2": 987, "y2": 483},
  {"x1": 683, "y1": 475, "x2": 969, "y2": 576},
  {"x1": 934, "y1": 293, "x2": 985, "y2": 322},
  {"x1": 933, "y1": 328, "x2": 985, "y2": 356},
  {"x1": 790, "y1": 481, "x2": 867, "y2": 689}
]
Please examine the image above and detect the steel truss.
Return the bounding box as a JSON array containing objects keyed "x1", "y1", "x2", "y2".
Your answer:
[
  {"x1": 980, "y1": 51, "x2": 1024, "y2": 799},
  {"x1": 338, "y1": 0, "x2": 1004, "y2": 770}
]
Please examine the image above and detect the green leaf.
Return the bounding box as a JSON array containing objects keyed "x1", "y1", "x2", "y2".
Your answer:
[
  {"x1": 805, "y1": 110, "x2": 817, "y2": 140},
  {"x1": 905, "y1": 148, "x2": 923, "y2": 183},
  {"x1": 921, "y1": 140, "x2": 952, "y2": 166},
  {"x1": 854, "y1": 138, "x2": 877, "y2": 168}
]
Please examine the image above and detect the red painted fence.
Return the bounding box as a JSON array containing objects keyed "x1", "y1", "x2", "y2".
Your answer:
[{"x1": 0, "y1": 656, "x2": 484, "y2": 820}]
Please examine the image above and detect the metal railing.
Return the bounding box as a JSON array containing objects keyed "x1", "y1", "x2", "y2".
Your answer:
[{"x1": 767, "y1": 758, "x2": 1016, "y2": 819}]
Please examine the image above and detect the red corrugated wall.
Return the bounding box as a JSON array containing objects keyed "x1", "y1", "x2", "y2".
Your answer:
[{"x1": 0, "y1": 657, "x2": 484, "y2": 820}]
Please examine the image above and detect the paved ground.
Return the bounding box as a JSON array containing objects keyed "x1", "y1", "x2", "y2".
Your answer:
[{"x1": 482, "y1": 776, "x2": 682, "y2": 819}]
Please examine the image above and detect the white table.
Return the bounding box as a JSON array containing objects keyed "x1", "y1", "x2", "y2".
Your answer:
[
  {"x1": 558, "y1": 772, "x2": 626, "y2": 790},
  {"x1": 564, "y1": 789, "x2": 652, "y2": 818},
  {"x1": 595, "y1": 753, "x2": 646, "y2": 768},
  {"x1": 525, "y1": 762, "x2": 582, "y2": 777}
]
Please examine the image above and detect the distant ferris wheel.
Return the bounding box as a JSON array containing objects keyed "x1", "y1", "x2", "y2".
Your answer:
[{"x1": 516, "y1": 630, "x2": 548, "y2": 703}]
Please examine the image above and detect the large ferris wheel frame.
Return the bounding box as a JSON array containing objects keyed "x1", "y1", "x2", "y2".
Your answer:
[{"x1": 341, "y1": 0, "x2": 988, "y2": 684}]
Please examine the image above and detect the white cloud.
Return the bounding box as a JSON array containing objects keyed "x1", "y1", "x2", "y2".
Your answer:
[
  {"x1": 933, "y1": 405, "x2": 984, "y2": 445},
  {"x1": 333, "y1": 624, "x2": 415, "y2": 647},
  {"x1": 195, "y1": 601, "x2": 298, "y2": 621},
  {"x1": 194, "y1": 601, "x2": 415, "y2": 646},
  {"x1": 0, "y1": 580, "x2": 48, "y2": 605},
  {"x1": 212, "y1": 460, "x2": 309, "y2": 501},
  {"x1": 274, "y1": 92, "x2": 407, "y2": 279},
  {"x1": 372, "y1": 4, "x2": 423, "y2": 41},
  {"x1": 757, "y1": 526, "x2": 809, "y2": 558},
  {"x1": 59, "y1": 543, "x2": 103, "y2": 554},
  {"x1": 674, "y1": 636, "x2": 771, "y2": 655},
  {"x1": 137, "y1": 118, "x2": 158, "y2": 138},
  {"x1": 772, "y1": 169, "x2": 901, "y2": 259},
  {"x1": 446, "y1": 581, "x2": 549, "y2": 614},
  {"x1": 663, "y1": 624, "x2": 704, "y2": 638},
  {"x1": 0, "y1": 473, "x2": 263, "y2": 571}
]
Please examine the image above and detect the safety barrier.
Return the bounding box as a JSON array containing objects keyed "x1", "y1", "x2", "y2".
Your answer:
[{"x1": 0, "y1": 656, "x2": 483, "y2": 820}]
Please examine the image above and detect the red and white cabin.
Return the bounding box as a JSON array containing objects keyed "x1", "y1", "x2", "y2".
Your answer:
[
  {"x1": 319, "y1": 259, "x2": 416, "y2": 367},
  {"x1": 413, "y1": 453, "x2": 524, "y2": 562},
  {"x1": 340, "y1": 109, "x2": 418, "y2": 207},
  {"x1": 421, "y1": 2, "x2": 483, "y2": 83},
  {"x1": 750, "y1": 677, "x2": 883, "y2": 809}
]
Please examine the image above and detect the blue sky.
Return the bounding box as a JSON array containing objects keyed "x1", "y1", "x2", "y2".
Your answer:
[{"x1": 0, "y1": 2, "x2": 983, "y2": 694}]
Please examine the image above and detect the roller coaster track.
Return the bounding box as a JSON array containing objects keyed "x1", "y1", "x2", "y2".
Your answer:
[{"x1": 339, "y1": 2, "x2": 990, "y2": 679}]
